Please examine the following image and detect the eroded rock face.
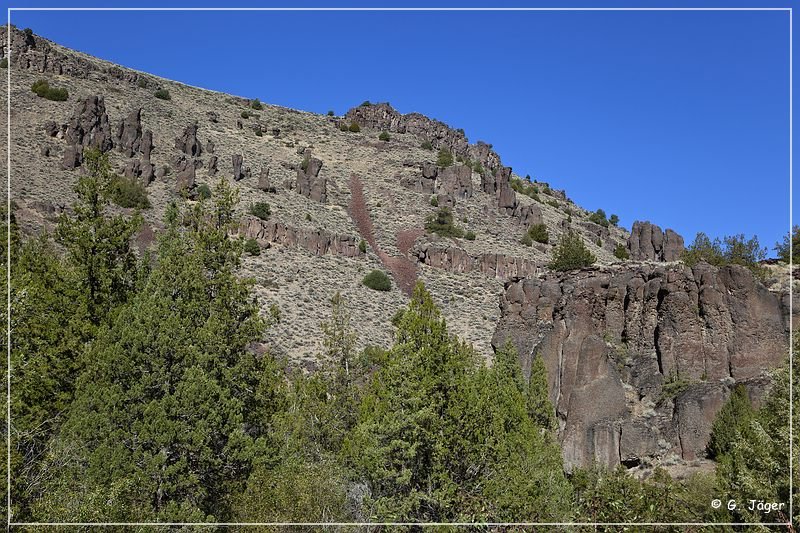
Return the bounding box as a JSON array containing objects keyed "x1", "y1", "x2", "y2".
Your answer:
[
  {"x1": 627, "y1": 221, "x2": 684, "y2": 261},
  {"x1": 175, "y1": 123, "x2": 203, "y2": 157},
  {"x1": 64, "y1": 95, "x2": 114, "y2": 154},
  {"x1": 516, "y1": 204, "x2": 543, "y2": 227},
  {"x1": 239, "y1": 218, "x2": 363, "y2": 258},
  {"x1": 115, "y1": 108, "x2": 142, "y2": 157},
  {"x1": 437, "y1": 164, "x2": 473, "y2": 200},
  {"x1": 492, "y1": 262, "x2": 789, "y2": 471},
  {"x1": 344, "y1": 102, "x2": 502, "y2": 173},
  {"x1": 414, "y1": 245, "x2": 538, "y2": 279},
  {"x1": 296, "y1": 156, "x2": 327, "y2": 202},
  {"x1": 233, "y1": 154, "x2": 245, "y2": 181}
]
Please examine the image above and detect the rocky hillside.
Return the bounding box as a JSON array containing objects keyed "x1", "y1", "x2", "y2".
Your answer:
[{"x1": 3, "y1": 25, "x2": 793, "y2": 474}]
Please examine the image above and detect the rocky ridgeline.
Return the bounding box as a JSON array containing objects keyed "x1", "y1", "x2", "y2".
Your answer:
[
  {"x1": 239, "y1": 217, "x2": 364, "y2": 258},
  {"x1": 345, "y1": 102, "x2": 502, "y2": 173},
  {"x1": 414, "y1": 244, "x2": 539, "y2": 279},
  {"x1": 2, "y1": 25, "x2": 148, "y2": 86},
  {"x1": 492, "y1": 262, "x2": 789, "y2": 471}
]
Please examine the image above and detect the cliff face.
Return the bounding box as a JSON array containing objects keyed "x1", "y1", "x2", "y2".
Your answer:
[{"x1": 493, "y1": 262, "x2": 790, "y2": 471}]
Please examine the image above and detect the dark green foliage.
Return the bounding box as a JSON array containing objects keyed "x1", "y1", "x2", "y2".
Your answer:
[
  {"x1": 108, "y1": 175, "x2": 151, "y2": 209},
  {"x1": 378, "y1": 131, "x2": 390, "y2": 142},
  {"x1": 362, "y1": 269, "x2": 391, "y2": 291},
  {"x1": 241, "y1": 110, "x2": 250, "y2": 119},
  {"x1": 348, "y1": 122, "x2": 361, "y2": 132},
  {"x1": 682, "y1": 232, "x2": 767, "y2": 279},
  {"x1": 430, "y1": 195, "x2": 438, "y2": 207},
  {"x1": 527, "y1": 353, "x2": 557, "y2": 432},
  {"x1": 527, "y1": 223, "x2": 549, "y2": 244},
  {"x1": 437, "y1": 148, "x2": 454, "y2": 167},
  {"x1": 358, "y1": 239, "x2": 367, "y2": 254},
  {"x1": 136, "y1": 78, "x2": 147, "y2": 88},
  {"x1": 250, "y1": 98, "x2": 263, "y2": 110},
  {"x1": 249, "y1": 201, "x2": 271, "y2": 221},
  {"x1": 339, "y1": 123, "x2": 348, "y2": 132},
  {"x1": 0, "y1": 58, "x2": 8, "y2": 68},
  {"x1": 708, "y1": 384, "x2": 754, "y2": 459},
  {"x1": 255, "y1": 129, "x2": 262, "y2": 137},
  {"x1": 31, "y1": 79, "x2": 69, "y2": 101},
  {"x1": 774, "y1": 225, "x2": 800, "y2": 263},
  {"x1": 521, "y1": 233, "x2": 533, "y2": 246},
  {"x1": 154, "y1": 88, "x2": 171, "y2": 100},
  {"x1": 613, "y1": 243, "x2": 630, "y2": 260},
  {"x1": 472, "y1": 161, "x2": 484, "y2": 174},
  {"x1": 305, "y1": 213, "x2": 312, "y2": 222},
  {"x1": 609, "y1": 213, "x2": 620, "y2": 226},
  {"x1": 420, "y1": 140, "x2": 433, "y2": 150},
  {"x1": 327, "y1": 110, "x2": 335, "y2": 116},
  {"x1": 549, "y1": 230, "x2": 596, "y2": 271},
  {"x1": 425, "y1": 207, "x2": 465, "y2": 238},
  {"x1": 464, "y1": 230, "x2": 476, "y2": 241},
  {"x1": 244, "y1": 238, "x2": 260, "y2": 256},
  {"x1": 588, "y1": 208, "x2": 609, "y2": 227}
]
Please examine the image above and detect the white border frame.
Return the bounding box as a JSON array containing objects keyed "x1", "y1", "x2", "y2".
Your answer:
[{"x1": 5, "y1": 5, "x2": 794, "y2": 529}]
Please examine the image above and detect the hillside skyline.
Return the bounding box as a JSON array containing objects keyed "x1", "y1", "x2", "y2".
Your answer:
[{"x1": 9, "y1": 5, "x2": 792, "y2": 251}]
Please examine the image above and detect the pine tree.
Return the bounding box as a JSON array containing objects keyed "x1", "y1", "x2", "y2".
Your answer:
[{"x1": 527, "y1": 351, "x2": 558, "y2": 432}]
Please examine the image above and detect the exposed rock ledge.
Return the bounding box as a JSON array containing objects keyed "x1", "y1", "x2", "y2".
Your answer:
[
  {"x1": 492, "y1": 262, "x2": 790, "y2": 471},
  {"x1": 413, "y1": 244, "x2": 538, "y2": 280},
  {"x1": 239, "y1": 217, "x2": 364, "y2": 258}
]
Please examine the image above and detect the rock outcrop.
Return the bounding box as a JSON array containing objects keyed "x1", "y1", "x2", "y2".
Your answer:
[
  {"x1": 115, "y1": 108, "x2": 143, "y2": 157},
  {"x1": 414, "y1": 245, "x2": 538, "y2": 279},
  {"x1": 63, "y1": 95, "x2": 114, "y2": 155},
  {"x1": 344, "y1": 102, "x2": 502, "y2": 173},
  {"x1": 239, "y1": 218, "x2": 364, "y2": 258},
  {"x1": 296, "y1": 156, "x2": 327, "y2": 202},
  {"x1": 627, "y1": 221, "x2": 684, "y2": 262},
  {"x1": 437, "y1": 164, "x2": 473, "y2": 200},
  {"x1": 175, "y1": 123, "x2": 203, "y2": 157},
  {"x1": 492, "y1": 262, "x2": 789, "y2": 471},
  {"x1": 232, "y1": 154, "x2": 245, "y2": 181}
]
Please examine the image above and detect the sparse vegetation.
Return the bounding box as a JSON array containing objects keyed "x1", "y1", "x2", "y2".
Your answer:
[
  {"x1": 362, "y1": 269, "x2": 391, "y2": 291},
  {"x1": 378, "y1": 131, "x2": 390, "y2": 142},
  {"x1": 243, "y1": 238, "x2": 260, "y2": 256},
  {"x1": 137, "y1": 78, "x2": 147, "y2": 88},
  {"x1": 421, "y1": 140, "x2": 433, "y2": 150},
  {"x1": 550, "y1": 230, "x2": 596, "y2": 271},
  {"x1": 613, "y1": 243, "x2": 630, "y2": 260},
  {"x1": 348, "y1": 122, "x2": 361, "y2": 133},
  {"x1": 30, "y1": 79, "x2": 69, "y2": 101},
  {"x1": 682, "y1": 232, "x2": 767, "y2": 279},
  {"x1": 609, "y1": 214, "x2": 620, "y2": 226},
  {"x1": 437, "y1": 148, "x2": 454, "y2": 168},
  {"x1": 358, "y1": 239, "x2": 367, "y2": 254},
  {"x1": 774, "y1": 225, "x2": 800, "y2": 263},
  {"x1": 0, "y1": 58, "x2": 8, "y2": 69},
  {"x1": 327, "y1": 110, "x2": 335, "y2": 116},
  {"x1": 305, "y1": 213, "x2": 312, "y2": 222},
  {"x1": 472, "y1": 161, "x2": 484, "y2": 174},
  {"x1": 510, "y1": 177, "x2": 540, "y2": 201},
  {"x1": 241, "y1": 110, "x2": 251, "y2": 119},
  {"x1": 588, "y1": 209, "x2": 609, "y2": 227},
  {"x1": 430, "y1": 195, "x2": 439, "y2": 207},
  {"x1": 425, "y1": 207, "x2": 465, "y2": 239},
  {"x1": 464, "y1": 230, "x2": 476, "y2": 241},
  {"x1": 339, "y1": 123, "x2": 348, "y2": 132},
  {"x1": 249, "y1": 201, "x2": 271, "y2": 221},
  {"x1": 108, "y1": 175, "x2": 150, "y2": 209},
  {"x1": 154, "y1": 88, "x2": 171, "y2": 100},
  {"x1": 250, "y1": 98, "x2": 263, "y2": 110}
]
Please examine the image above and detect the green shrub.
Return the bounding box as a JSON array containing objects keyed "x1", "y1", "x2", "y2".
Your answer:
[
  {"x1": 683, "y1": 232, "x2": 767, "y2": 279},
  {"x1": 521, "y1": 234, "x2": 533, "y2": 246},
  {"x1": 378, "y1": 131, "x2": 390, "y2": 142},
  {"x1": 510, "y1": 177, "x2": 540, "y2": 201},
  {"x1": 339, "y1": 123, "x2": 349, "y2": 132},
  {"x1": 437, "y1": 148, "x2": 454, "y2": 168},
  {"x1": 348, "y1": 122, "x2": 361, "y2": 133},
  {"x1": 464, "y1": 230, "x2": 476, "y2": 241},
  {"x1": 613, "y1": 243, "x2": 630, "y2": 260},
  {"x1": 430, "y1": 195, "x2": 439, "y2": 207},
  {"x1": 421, "y1": 140, "x2": 433, "y2": 150},
  {"x1": 472, "y1": 161, "x2": 484, "y2": 174},
  {"x1": 305, "y1": 213, "x2": 312, "y2": 222},
  {"x1": 327, "y1": 110, "x2": 335, "y2": 116},
  {"x1": 358, "y1": 239, "x2": 367, "y2": 254},
  {"x1": 425, "y1": 207, "x2": 464, "y2": 238},
  {"x1": 108, "y1": 176, "x2": 150, "y2": 209},
  {"x1": 609, "y1": 214, "x2": 620, "y2": 226},
  {"x1": 588, "y1": 209, "x2": 609, "y2": 227},
  {"x1": 255, "y1": 130, "x2": 262, "y2": 137},
  {"x1": 0, "y1": 58, "x2": 8, "y2": 69},
  {"x1": 30, "y1": 79, "x2": 69, "y2": 101},
  {"x1": 363, "y1": 270, "x2": 391, "y2": 291},
  {"x1": 249, "y1": 201, "x2": 271, "y2": 221},
  {"x1": 550, "y1": 230, "x2": 596, "y2": 271},
  {"x1": 136, "y1": 78, "x2": 147, "y2": 88},
  {"x1": 251, "y1": 98, "x2": 263, "y2": 110},
  {"x1": 527, "y1": 223, "x2": 549, "y2": 244},
  {"x1": 774, "y1": 225, "x2": 800, "y2": 263},
  {"x1": 244, "y1": 238, "x2": 261, "y2": 256},
  {"x1": 361, "y1": 100, "x2": 372, "y2": 107},
  {"x1": 154, "y1": 88, "x2": 171, "y2": 100},
  {"x1": 196, "y1": 183, "x2": 212, "y2": 200},
  {"x1": 241, "y1": 110, "x2": 251, "y2": 119},
  {"x1": 547, "y1": 200, "x2": 559, "y2": 209}
]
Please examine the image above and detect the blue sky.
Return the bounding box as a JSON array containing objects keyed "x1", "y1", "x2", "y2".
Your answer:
[{"x1": 10, "y1": 1, "x2": 795, "y2": 253}]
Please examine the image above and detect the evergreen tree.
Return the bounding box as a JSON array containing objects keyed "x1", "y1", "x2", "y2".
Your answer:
[
  {"x1": 33, "y1": 180, "x2": 282, "y2": 522},
  {"x1": 527, "y1": 352, "x2": 558, "y2": 433}
]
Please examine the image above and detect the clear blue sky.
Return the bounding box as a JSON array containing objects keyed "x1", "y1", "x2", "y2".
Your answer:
[{"x1": 10, "y1": 1, "x2": 795, "y2": 253}]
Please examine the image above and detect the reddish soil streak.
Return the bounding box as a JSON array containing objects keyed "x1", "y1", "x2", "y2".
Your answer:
[{"x1": 348, "y1": 174, "x2": 418, "y2": 295}]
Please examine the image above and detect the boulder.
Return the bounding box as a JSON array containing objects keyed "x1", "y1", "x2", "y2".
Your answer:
[
  {"x1": 115, "y1": 108, "x2": 142, "y2": 157},
  {"x1": 61, "y1": 144, "x2": 83, "y2": 169},
  {"x1": 437, "y1": 164, "x2": 472, "y2": 200},
  {"x1": 232, "y1": 154, "x2": 245, "y2": 181},
  {"x1": 175, "y1": 123, "x2": 202, "y2": 157},
  {"x1": 296, "y1": 156, "x2": 327, "y2": 202},
  {"x1": 258, "y1": 166, "x2": 272, "y2": 191},
  {"x1": 627, "y1": 221, "x2": 685, "y2": 261},
  {"x1": 64, "y1": 95, "x2": 114, "y2": 152}
]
